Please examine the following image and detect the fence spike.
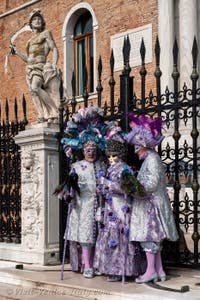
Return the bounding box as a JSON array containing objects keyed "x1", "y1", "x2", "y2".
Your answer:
[
  {"x1": 83, "y1": 67, "x2": 88, "y2": 107},
  {"x1": 22, "y1": 94, "x2": 28, "y2": 125},
  {"x1": 191, "y1": 36, "x2": 199, "y2": 83},
  {"x1": 122, "y1": 35, "x2": 131, "y2": 75},
  {"x1": 98, "y1": 55, "x2": 102, "y2": 79},
  {"x1": 71, "y1": 71, "x2": 76, "y2": 97},
  {"x1": 83, "y1": 66, "x2": 88, "y2": 89},
  {"x1": 5, "y1": 98, "x2": 9, "y2": 123},
  {"x1": 14, "y1": 98, "x2": 18, "y2": 123},
  {"x1": 172, "y1": 38, "x2": 180, "y2": 82},
  {"x1": 192, "y1": 36, "x2": 198, "y2": 68},
  {"x1": 155, "y1": 35, "x2": 160, "y2": 66},
  {"x1": 71, "y1": 71, "x2": 77, "y2": 113},
  {"x1": 59, "y1": 70, "x2": 64, "y2": 100},
  {"x1": 173, "y1": 37, "x2": 179, "y2": 65},
  {"x1": 140, "y1": 38, "x2": 146, "y2": 64},
  {"x1": 97, "y1": 56, "x2": 103, "y2": 107},
  {"x1": 110, "y1": 49, "x2": 114, "y2": 75}
]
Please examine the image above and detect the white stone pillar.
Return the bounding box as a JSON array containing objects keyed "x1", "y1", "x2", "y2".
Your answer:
[
  {"x1": 14, "y1": 123, "x2": 60, "y2": 265},
  {"x1": 179, "y1": 0, "x2": 197, "y2": 88},
  {"x1": 197, "y1": 1, "x2": 200, "y2": 84},
  {"x1": 158, "y1": 0, "x2": 174, "y2": 93}
]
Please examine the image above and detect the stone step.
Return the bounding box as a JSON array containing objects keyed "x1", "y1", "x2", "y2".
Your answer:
[
  {"x1": 0, "y1": 266, "x2": 199, "y2": 300},
  {"x1": 0, "y1": 268, "x2": 133, "y2": 300}
]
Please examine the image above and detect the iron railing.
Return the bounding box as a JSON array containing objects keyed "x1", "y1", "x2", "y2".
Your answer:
[
  {"x1": 0, "y1": 96, "x2": 28, "y2": 243},
  {"x1": 59, "y1": 35, "x2": 200, "y2": 268}
]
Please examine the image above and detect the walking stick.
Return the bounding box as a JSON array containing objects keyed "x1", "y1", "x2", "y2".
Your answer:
[
  {"x1": 60, "y1": 202, "x2": 71, "y2": 280},
  {"x1": 122, "y1": 213, "x2": 127, "y2": 284}
]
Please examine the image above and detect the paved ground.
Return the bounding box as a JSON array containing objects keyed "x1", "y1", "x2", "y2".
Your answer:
[{"x1": 0, "y1": 263, "x2": 199, "y2": 300}]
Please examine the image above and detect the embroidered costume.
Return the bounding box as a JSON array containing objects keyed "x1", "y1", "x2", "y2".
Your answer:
[
  {"x1": 68, "y1": 158, "x2": 105, "y2": 272},
  {"x1": 129, "y1": 150, "x2": 178, "y2": 243},
  {"x1": 125, "y1": 114, "x2": 179, "y2": 283},
  {"x1": 55, "y1": 107, "x2": 107, "y2": 279},
  {"x1": 94, "y1": 136, "x2": 146, "y2": 282}
]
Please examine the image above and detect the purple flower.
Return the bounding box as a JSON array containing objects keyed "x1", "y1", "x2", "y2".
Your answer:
[
  {"x1": 108, "y1": 212, "x2": 117, "y2": 222},
  {"x1": 121, "y1": 205, "x2": 130, "y2": 214},
  {"x1": 108, "y1": 239, "x2": 118, "y2": 248},
  {"x1": 97, "y1": 170, "x2": 105, "y2": 178},
  {"x1": 105, "y1": 194, "x2": 112, "y2": 204}
]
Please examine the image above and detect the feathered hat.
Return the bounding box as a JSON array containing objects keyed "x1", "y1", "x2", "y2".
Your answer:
[
  {"x1": 125, "y1": 113, "x2": 165, "y2": 151},
  {"x1": 61, "y1": 106, "x2": 107, "y2": 158}
]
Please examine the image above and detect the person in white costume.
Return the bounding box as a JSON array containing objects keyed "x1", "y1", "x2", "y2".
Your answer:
[{"x1": 125, "y1": 114, "x2": 179, "y2": 284}]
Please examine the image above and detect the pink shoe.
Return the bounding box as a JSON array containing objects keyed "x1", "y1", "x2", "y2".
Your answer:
[{"x1": 135, "y1": 273, "x2": 158, "y2": 283}]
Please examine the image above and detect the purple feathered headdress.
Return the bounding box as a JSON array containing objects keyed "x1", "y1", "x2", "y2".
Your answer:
[{"x1": 125, "y1": 113, "x2": 165, "y2": 150}]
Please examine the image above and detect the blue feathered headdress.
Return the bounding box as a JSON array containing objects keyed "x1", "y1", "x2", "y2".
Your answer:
[{"x1": 61, "y1": 106, "x2": 107, "y2": 158}]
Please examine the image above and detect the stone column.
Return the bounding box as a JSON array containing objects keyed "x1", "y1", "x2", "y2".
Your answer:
[
  {"x1": 14, "y1": 123, "x2": 60, "y2": 265},
  {"x1": 158, "y1": 0, "x2": 174, "y2": 93},
  {"x1": 179, "y1": 1, "x2": 198, "y2": 256},
  {"x1": 179, "y1": 0, "x2": 197, "y2": 88},
  {"x1": 197, "y1": 2, "x2": 200, "y2": 78}
]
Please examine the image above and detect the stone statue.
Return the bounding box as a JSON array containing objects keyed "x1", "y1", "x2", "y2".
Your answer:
[{"x1": 11, "y1": 9, "x2": 60, "y2": 123}]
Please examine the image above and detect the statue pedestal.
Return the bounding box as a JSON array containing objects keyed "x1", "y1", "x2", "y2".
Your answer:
[{"x1": 13, "y1": 123, "x2": 60, "y2": 265}]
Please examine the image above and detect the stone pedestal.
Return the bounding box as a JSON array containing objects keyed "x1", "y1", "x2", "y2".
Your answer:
[{"x1": 12, "y1": 123, "x2": 60, "y2": 265}]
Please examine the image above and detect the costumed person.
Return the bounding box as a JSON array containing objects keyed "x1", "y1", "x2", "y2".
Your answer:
[
  {"x1": 54, "y1": 107, "x2": 107, "y2": 279},
  {"x1": 125, "y1": 114, "x2": 179, "y2": 283},
  {"x1": 93, "y1": 125, "x2": 146, "y2": 282},
  {"x1": 10, "y1": 9, "x2": 60, "y2": 122}
]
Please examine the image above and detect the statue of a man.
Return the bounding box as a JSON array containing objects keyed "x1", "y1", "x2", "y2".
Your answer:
[{"x1": 11, "y1": 9, "x2": 60, "y2": 122}]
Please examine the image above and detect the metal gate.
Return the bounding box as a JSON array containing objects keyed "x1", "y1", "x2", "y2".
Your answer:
[
  {"x1": 0, "y1": 96, "x2": 28, "y2": 243},
  {"x1": 59, "y1": 36, "x2": 200, "y2": 268}
]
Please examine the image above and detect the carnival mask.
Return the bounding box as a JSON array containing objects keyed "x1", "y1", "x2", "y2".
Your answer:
[
  {"x1": 107, "y1": 154, "x2": 120, "y2": 166},
  {"x1": 83, "y1": 142, "x2": 97, "y2": 162}
]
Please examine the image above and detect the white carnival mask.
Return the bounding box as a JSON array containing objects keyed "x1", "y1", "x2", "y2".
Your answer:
[{"x1": 107, "y1": 154, "x2": 120, "y2": 166}]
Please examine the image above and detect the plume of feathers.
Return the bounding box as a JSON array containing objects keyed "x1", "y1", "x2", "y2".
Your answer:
[
  {"x1": 127, "y1": 113, "x2": 165, "y2": 136},
  {"x1": 120, "y1": 166, "x2": 146, "y2": 197},
  {"x1": 61, "y1": 106, "x2": 107, "y2": 158},
  {"x1": 53, "y1": 169, "x2": 80, "y2": 201}
]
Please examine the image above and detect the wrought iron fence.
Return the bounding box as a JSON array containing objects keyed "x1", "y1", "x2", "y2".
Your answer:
[
  {"x1": 59, "y1": 35, "x2": 200, "y2": 268},
  {"x1": 0, "y1": 96, "x2": 28, "y2": 243}
]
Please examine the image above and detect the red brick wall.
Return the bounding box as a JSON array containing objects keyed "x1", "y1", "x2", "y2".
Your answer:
[{"x1": 0, "y1": 0, "x2": 158, "y2": 123}]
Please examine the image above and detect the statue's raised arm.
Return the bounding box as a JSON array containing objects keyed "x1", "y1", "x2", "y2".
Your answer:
[{"x1": 11, "y1": 9, "x2": 61, "y2": 123}]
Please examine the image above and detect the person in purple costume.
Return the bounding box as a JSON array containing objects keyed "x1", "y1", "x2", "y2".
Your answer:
[
  {"x1": 94, "y1": 133, "x2": 146, "y2": 282},
  {"x1": 125, "y1": 114, "x2": 179, "y2": 284}
]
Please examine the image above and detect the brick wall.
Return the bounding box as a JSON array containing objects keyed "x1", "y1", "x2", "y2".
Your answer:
[{"x1": 0, "y1": 0, "x2": 158, "y2": 123}]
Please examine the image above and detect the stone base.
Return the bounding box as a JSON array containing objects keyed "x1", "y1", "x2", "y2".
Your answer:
[
  {"x1": 0, "y1": 243, "x2": 60, "y2": 265},
  {"x1": 14, "y1": 124, "x2": 60, "y2": 266}
]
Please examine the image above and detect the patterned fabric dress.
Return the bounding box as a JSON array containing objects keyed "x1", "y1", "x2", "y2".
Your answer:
[
  {"x1": 94, "y1": 161, "x2": 146, "y2": 277},
  {"x1": 129, "y1": 150, "x2": 179, "y2": 243},
  {"x1": 66, "y1": 159, "x2": 105, "y2": 271}
]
